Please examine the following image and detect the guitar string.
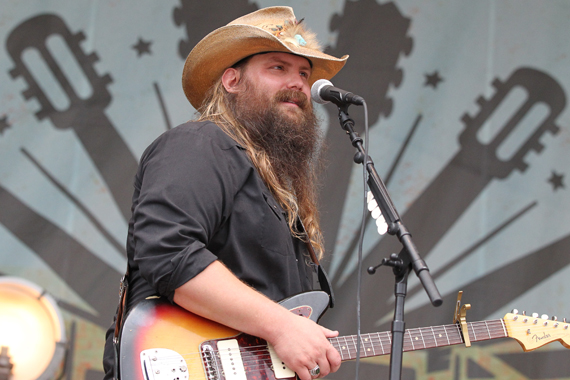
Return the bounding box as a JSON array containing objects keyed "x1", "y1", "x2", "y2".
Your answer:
[
  {"x1": 140, "y1": 319, "x2": 568, "y2": 369},
  {"x1": 145, "y1": 320, "x2": 568, "y2": 364},
  {"x1": 146, "y1": 332, "x2": 567, "y2": 375},
  {"x1": 150, "y1": 321, "x2": 565, "y2": 366}
]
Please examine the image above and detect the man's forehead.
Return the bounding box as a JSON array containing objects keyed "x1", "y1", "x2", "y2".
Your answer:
[{"x1": 250, "y1": 52, "x2": 312, "y2": 70}]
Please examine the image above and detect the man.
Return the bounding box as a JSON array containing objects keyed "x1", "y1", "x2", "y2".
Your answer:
[{"x1": 103, "y1": 6, "x2": 349, "y2": 380}]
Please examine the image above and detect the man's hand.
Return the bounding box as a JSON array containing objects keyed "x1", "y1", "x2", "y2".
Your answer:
[{"x1": 267, "y1": 312, "x2": 341, "y2": 380}]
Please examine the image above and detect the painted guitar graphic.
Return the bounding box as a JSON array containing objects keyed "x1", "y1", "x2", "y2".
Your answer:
[
  {"x1": 119, "y1": 291, "x2": 569, "y2": 380},
  {"x1": 6, "y1": 14, "x2": 138, "y2": 220}
]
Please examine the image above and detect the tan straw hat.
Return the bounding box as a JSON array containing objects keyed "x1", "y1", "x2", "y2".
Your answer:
[{"x1": 182, "y1": 6, "x2": 349, "y2": 109}]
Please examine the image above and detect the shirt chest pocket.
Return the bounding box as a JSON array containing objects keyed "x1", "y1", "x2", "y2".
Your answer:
[{"x1": 260, "y1": 193, "x2": 295, "y2": 256}]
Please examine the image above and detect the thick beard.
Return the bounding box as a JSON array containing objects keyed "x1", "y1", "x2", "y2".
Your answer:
[{"x1": 227, "y1": 81, "x2": 324, "y2": 212}]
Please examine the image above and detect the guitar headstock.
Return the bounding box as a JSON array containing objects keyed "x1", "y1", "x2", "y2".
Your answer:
[{"x1": 504, "y1": 311, "x2": 570, "y2": 352}]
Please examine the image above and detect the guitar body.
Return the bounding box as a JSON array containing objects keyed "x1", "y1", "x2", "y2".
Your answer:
[{"x1": 119, "y1": 291, "x2": 330, "y2": 380}]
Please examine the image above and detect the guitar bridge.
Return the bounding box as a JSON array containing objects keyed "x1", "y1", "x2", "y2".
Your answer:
[{"x1": 201, "y1": 344, "x2": 222, "y2": 380}]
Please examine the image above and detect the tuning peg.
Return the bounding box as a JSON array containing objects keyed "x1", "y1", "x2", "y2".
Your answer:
[
  {"x1": 532, "y1": 313, "x2": 539, "y2": 318},
  {"x1": 551, "y1": 316, "x2": 558, "y2": 321},
  {"x1": 541, "y1": 314, "x2": 548, "y2": 320},
  {"x1": 522, "y1": 311, "x2": 527, "y2": 316},
  {"x1": 511, "y1": 309, "x2": 519, "y2": 315}
]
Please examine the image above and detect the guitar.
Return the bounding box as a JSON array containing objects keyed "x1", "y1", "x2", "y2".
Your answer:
[{"x1": 119, "y1": 291, "x2": 570, "y2": 380}]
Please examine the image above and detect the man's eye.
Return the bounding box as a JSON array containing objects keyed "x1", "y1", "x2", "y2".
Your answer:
[{"x1": 300, "y1": 72, "x2": 309, "y2": 78}]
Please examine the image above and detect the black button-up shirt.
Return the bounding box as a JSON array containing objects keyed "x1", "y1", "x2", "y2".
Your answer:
[{"x1": 124, "y1": 121, "x2": 314, "y2": 312}]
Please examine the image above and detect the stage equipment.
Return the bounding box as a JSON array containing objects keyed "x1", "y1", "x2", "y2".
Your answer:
[
  {"x1": 313, "y1": 79, "x2": 442, "y2": 380},
  {"x1": 0, "y1": 276, "x2": 66, "y2": 379}
]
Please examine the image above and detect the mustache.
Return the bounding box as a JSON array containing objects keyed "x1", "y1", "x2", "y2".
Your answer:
[{"x1": 273, "y1": 89, "x2": 310, "y2": 110}]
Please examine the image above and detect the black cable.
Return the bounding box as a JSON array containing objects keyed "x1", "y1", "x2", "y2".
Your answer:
[{"x1": 354, "y1": 101, "x2": 369, "y2": 380}]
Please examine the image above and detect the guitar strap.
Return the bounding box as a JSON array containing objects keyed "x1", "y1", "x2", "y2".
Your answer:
[
  {"x1": 112, "y1": 265, "x2": 129, "y2": 380},
  {"x1": 298, "y1": 217, "x2": 335, "y2": 308},
  {"x1": 305, "y1": 240, "x2": 335, "y2": 308}
]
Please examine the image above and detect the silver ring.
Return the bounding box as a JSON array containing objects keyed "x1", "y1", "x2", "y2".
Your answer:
[{"x1": 309, "y1": 365, "x2": 320, "y2": 378}]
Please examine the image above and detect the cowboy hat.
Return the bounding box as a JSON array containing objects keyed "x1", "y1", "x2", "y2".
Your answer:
[{"x1": 182, "y1": 6, "x2": 349, "y2": 109}]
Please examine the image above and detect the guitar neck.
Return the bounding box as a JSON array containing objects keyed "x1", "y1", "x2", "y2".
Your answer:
[{"x1": 330, "y1": 319, "x2": 507, "y2": 360}]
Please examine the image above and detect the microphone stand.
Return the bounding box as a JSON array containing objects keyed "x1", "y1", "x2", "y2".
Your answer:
[{"x1": 334, "y1": 104, "x2": 443, "y2": 380}]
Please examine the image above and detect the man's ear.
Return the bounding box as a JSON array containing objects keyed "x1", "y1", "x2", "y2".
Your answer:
[{"x1": 221, "y1": 68, "x2": 242, "y2": 94}]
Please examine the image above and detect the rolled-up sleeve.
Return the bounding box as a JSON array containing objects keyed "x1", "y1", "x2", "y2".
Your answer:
[{"x1": 131, "y1": 122, "x2": 240, "y2": 301}]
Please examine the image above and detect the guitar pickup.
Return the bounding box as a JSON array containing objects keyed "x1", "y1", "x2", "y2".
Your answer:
[{"x1": 216, "y1": 339, "x2": 247, "y2": 380}]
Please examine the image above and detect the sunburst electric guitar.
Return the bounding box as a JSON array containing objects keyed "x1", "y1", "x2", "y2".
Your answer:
[{"x1": 119, "y1": 291, "x2": 570, "y2": 380}]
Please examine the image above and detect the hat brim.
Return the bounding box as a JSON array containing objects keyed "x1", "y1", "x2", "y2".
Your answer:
[{"x1": 182, "y1": 24, "x2": 348, "y2": 110}]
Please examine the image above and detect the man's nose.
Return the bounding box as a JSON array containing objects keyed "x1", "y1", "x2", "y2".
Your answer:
[{"x1": 286, "y1": 73, "x2": 305, "y2": 91}]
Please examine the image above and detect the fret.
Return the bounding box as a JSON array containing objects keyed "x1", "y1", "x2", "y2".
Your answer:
[
  {"x1": 384, "y1": 331, "x2": 392, "y2": 355},
  {"x1": 408, "y1": 329, "x2": 415, "y2": 351},
  {"x1": 362, "y1": 334, "x2": 375, "y2": 357},
  {"x1": 377, "y1": 332, "x2": 386, "y2": 355},
  {"x1": 369, "y1": 334, "x2": 377, "y2": 356},
  {"x1": 432, "y1": 326, "x2": 449, "y2": 347},
  {"x1": 330, "y1": 337, "x2": 341, "y2": 360},
  {"x1": 500, "y1": 319, "x2": 509, "y2": 337},
  {"x1": 336, "y1": 337, "x2": 344, "y2": 360},
  {"x1": 464, "y1": 325, "x2": 472, "y2": 342},
  {"x1": 454, "y1": 323, "x2": 463, "y2": 344},
  {"x1": 483, "y1": 321, "x2": 491, "y2": 341},
  {"x1": 406, "y1": 328, "x2": 426, "y2": 351},
  {"x1": 353, "y1": 336, "x2": 358, "y2": 358},
  {"x1": 485, "y1": 319, "x2": 507, "y2": 340},
  {"x1": 468, "y1": 320, "x2": 502, "y2": 343},
  {"x1": 418, "y1": 327, "x2": 427, "y2": 349},
  {"x1": 429, "y1": 326, "x2": 438, "y2": 348},
  {"x1": 350, "y1": 335, "x2": 358, "y2": 359},
  {"x1": 443, "y1": 324, "x2": 451, "y2": 346},
  {"x1": 466, "y1": 322, "x2": 473, "y2": 342},
  {"x1": 342, "y1": 337, "x2": 352, "y2": 359}
]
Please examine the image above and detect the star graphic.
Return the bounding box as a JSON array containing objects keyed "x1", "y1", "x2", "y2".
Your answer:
[
  {"x1": 0, "y1": 115, "x2": 10, "y2": 135},
  {"x1": 132, "y1": 37, "x2": 152, "y2": 57},
  {"x1": 548, "y1": 171, "x2": 565, "y2": 191},
  {"x1": 424, "y1": 70, "x2": 443, "y2": 88}
]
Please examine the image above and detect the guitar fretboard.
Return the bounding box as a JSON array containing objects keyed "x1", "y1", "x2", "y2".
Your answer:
[{"x1": 329, "y1": 319, "x2": 507, "y2": 360}]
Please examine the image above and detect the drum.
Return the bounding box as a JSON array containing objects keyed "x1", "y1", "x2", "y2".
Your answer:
[{"x1": 0, "y1": 276, "x2": 66, "y2": 380}]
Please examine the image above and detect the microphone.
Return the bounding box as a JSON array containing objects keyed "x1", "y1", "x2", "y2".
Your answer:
[{"x1": 311, "y1": 79, "x2": 365, "y2": 106}]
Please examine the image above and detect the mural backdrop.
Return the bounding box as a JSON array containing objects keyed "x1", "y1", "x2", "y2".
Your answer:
[{"x1": 1, "y1": 1, "x2": 569, "y2": 379}]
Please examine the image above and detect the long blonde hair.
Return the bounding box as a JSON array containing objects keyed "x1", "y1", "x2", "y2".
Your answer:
[{"x1": 197, "y1": 75, "x2": 325, "y2": 258}]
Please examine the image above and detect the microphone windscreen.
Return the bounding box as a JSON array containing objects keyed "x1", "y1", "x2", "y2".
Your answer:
[{"x1": 311, "y1": 79, "x2": 333, "y2": 104}]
